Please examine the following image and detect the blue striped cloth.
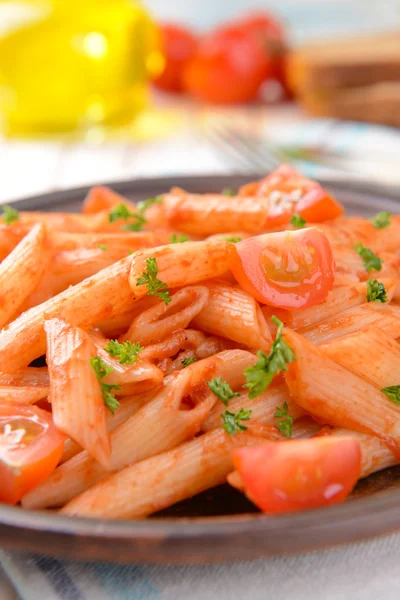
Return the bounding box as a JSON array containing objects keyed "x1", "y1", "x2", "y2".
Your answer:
[{"x1": 3, "y1": 533, "x2": 400, "y2": 599}]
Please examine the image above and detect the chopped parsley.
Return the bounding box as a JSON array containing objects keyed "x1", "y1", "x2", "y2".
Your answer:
[
  {"x1": 2, "y1": 205, "x2": 19, "y2": 225},
  {"x1": 290, "y1": 213, "x2": 306, "y2": 228},
  {"x1": 221, "y1": 408, "x2": 252, "y2": 435},
  {"x1": 371, "y1": 211, "x2": 391, "y2": 229},
  {"x1": 207, "y1": 376, "x2": 240, "y2": 406},
  {"x1": 104, "y1": 340, "x2": 143, "y2": 365},
  {"x1": 170, "y1": 233, "x2": 189, "y2": 244},
  {"x1": 244, "y1": 316, "x2": 296, "y2": 399},
  {"x1": 98, "y1": 244, "x2": 107, "y2": 251},
  {"x1": 366, "y1": 279, "x2": 388, "y2": 303},
  {"x1": 136, "y1": 195, "x2": 163, "y2": 213},
  {"x1": 382, "y1": 385, "x2": 400, "y2": 406},
  {"x1": 274, "y1": 401, "x2": 293, "y2": 437},
  {"x1": 222, "y1": 188, "x2": 236, "y2": 196},
  {"x1": 225, "y1": 236, "x2": 242, "y2": 243},
  {"x1": 90, "y1": 356, "x2": 120, "y2": 414},
  {"x1": 108, "y1": 203, "x2": 146, "y2": 232},
  {"x1": 182, "y1": 357, "x2": 197, "y2": 367},
  {"x1": 136, "y1": 257, "x2": 171, "y2": 305},
  {"x1": 354, "y1": 243, "x2": 382, "y2": 273}
]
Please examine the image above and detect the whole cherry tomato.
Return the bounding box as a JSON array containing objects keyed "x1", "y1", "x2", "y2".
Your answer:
[
  {"x1": 153, "y1": 24, "x2": 198, "y2": 93},
  {"x1": 183, "y1": 25, "x2": 274, "y2": 104}
]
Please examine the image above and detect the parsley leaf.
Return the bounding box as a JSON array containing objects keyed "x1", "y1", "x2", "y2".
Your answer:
[
  {"x1": 371, "y1": 211, "x2": 391, "y2": 229},
  {"x1": 136, "y1": 257, "x2": 171, "y2": 305},
  {"x1": 366, "y1": 279, "x2": 388, "y2": 303},
  {"x1": 182, "y1": 357, "x2": 197, "y2": 367},
  {"x1": 244, "y1": 316, "x2": 296, "y2": 399},
  {"x1": 354, "y1": 243, "x2": 382, "y2": 273},
  {"x1": 170, "y1": 233, "x2": 189, "y2": 244},
  {"x1": 225, "y1": 236, "x2": 242, "y2": 243},
  {"x1": 274, "y1": 401, "x2": 293, "y2": 437},
  {"x1": 222, "y1": 188, "x2": 236, "y2": 196},
  {"x1": 207, "y1": 376, "x2": 240, "y2": 406},
  {"x1": 221, "y1": 408, "x2": 252, "y2": 435},
  {"x1": 382, "y1": 385, "x2": 400, "y2": 405},
  {"x1": 2, "y1": 205, "x2": 19, "y2": 225},
  {"x1": 90, "y1": 357, "x2": 120, "y2": 413},
  {"x1": 98, "y1": 244, "x2": 107, "y2": 251},
  {"x1": 290, "y1": 213, "x2": 306, "y2": 228},
  {"x1": 108, "y1": 203, "x2": 147, "y2": 232},
  {"x1": 105, "y1": 340, "x2": 143, "y2": 365},
  {"x1": 136, "y1": 196, "x2": 163, "y2": 213}
]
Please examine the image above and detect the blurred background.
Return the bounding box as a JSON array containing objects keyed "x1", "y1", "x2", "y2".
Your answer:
[{"x1": 0, "y1": 0, "x2": 399, "y2": 202}]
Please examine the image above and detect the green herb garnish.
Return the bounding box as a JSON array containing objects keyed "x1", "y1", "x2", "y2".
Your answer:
[
  {"x1": 2, "y1": 205, "x2": 19, "y2": 225},
  {"x1": 221, "y1": 408, "x2": 252, "y2": 435},
  {"x1": 225, "y1": 236, "x2": 242, "y2": 243},
  {"x1": 222, "y1": 188, "x2": 236, "y2": 196},
  {"x1": 136, "y1": 196, "x2": 163, "y2": 213},
  {"x1": 290, "y1": 213, "x2": 306, "y2": 228},
  {"x1": 371, "y1": 211, "x2": 391, "y2": 229},
  {"x1": 108, "y1": 203, "x2": 146, "y2": 232},
  {"x1": 98, "y1": 244, "x2": 107, "y2": 251},
  {"x1": 354, "y1": 243, "x2": 382, "y2": 273},
  {"x1": 274, "y1": 401, "x2": 293, "y2": 437},
  {"x1": 105, "y1": 340, "x2": 143, "y2": 365},
  {"x1": 182, "y1": 357, "x2": 197, "y2": 367},
  {"x1": 366, "y1": 279, "x2": 388, "y2": 303},
  {"x1": 207, "y1": 376, "x2": 240, "y2": 406},
  {"x1": 170, "y1": 233, "x2": 189, "y2": 244},
  {"x1": 382, "y1": 385, "x2": 400, "y2": 405},
  {"x1": 244, "y1": 316, "x2": 296, "y2": 399},
  {"x1": 90, "y1": 356, "x2": 120, "y2": 414},
  {"x1": 136, "y1": 257, "x2": 171, "y2": 305}
]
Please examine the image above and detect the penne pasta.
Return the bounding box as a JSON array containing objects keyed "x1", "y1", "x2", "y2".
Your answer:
[
  {"x1": 61, "y1": 428, "x2": 271, "y2": 519},
  {"x1": 299, "y1": 302, "x2": 400, "y2": 345},
  {"x1": 45, "y1": 318, "x2": 111, "y2": 467},
  {"x1": 283, "y1": 328, "x2": 400, "y2": 450},
  {"x1": 82, "y1": 186, "x2": 137, "y2": 215},
  {"x1": 129, "y1": 240, "x2": 231, "y2": 298},
  {"x1": 0, "y1": 254, "x2": 136, "y2": 372},
  {"x1": 0, "y1": 385, "x2": 49, "y2": 404},
  {"x1": 192, "y1": 283, "x2": 272, "y2": 349},
  {"x1": 122, "y1": 286, "x2": 209, "y2": 346},
  {"x1": 322, "y1": 327, "x2": 400, "y2": 388},
  {"x1": 0, "y1": 223, "x2": 50, "y2": 328}
]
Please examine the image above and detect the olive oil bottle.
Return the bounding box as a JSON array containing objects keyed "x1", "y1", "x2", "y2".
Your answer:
[{"x1": 0, "y1": 1, "x2": 162, "y2": 135}]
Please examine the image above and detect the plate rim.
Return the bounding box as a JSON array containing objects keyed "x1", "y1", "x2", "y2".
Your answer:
[{"x1": 1, "y1": 172, "x2": 400, "y2": 564}]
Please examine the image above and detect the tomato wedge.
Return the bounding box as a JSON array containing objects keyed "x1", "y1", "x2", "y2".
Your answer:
[
  {"x1": 0, "y1": 404, "x2": 64, "y2": 505},
  {"x1": 239, "y1": 165, "x2": 344, "y2": 228},
  {"x1": 231, "y1": 436, "x2": 361, "y2": 514},
  {"x1": 229, "y1": 227, "x2": 335, "y2": 309}
]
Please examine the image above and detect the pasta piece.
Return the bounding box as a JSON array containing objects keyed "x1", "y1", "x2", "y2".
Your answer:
[
  {"x1": 0, "y1": 367, "x2": 49, "y2": 387},
  {"x1": 24, "y1": 247, "x2": 131, "y2": 308},
  {"x1": 206, "y1": 232, "x2": 252, "y2": 242},
  {"x1": 322, "y1": 327, "x2": 400, "y2": 388},
  {"x1": 0, "y1": 385, "x2": 49, "y2": 404},
  {"x1": 299, "y1": 302, "x2": 400, "y2": 345},
  {"x1": 328, "y1": 428, "x2": 397, "y2": 478},
  {"x1": 23, "y1": 349, "x2": 256, "y2": 509},
  {"x1": 0, "y1": 254, "x2": 136, "y2": 372},
  {"x1": 0, "y1": 223, "x2": 50, "y2": 328},
  {"x1": 60, "y1": 393, "x2": 147, "y2": 463},
  {"x1": 45, "y1": 318, "x2": 111, "y2": 467},
  {"x1": 195, "y1": 335, "x2": 238, "y2": 359},
  {"x1": 267, "y1": 280, "x2": 393, "y2": 330},
  {"x1": 122, "y1": 286, "x2": 209, "y2": 346},
  {"x1": 192, "y1": 283, "x2": 272, "y2": 349},
  {"x1": 283, "y1": 328, "x2": 400, "y2": 450},
  {"x1": 373, "y1": 215, "x2": 400, "y2": 253},
  {"x1": 202, "y1": 383, "x2": 304, "y2": 432},
  {"x1": 161, "y1": 191, "x2": 270, "y2": 235},
  {"x1": 82, "y1": 186, "x2": 137, "y2": 215},
  {"x1": 48, "y1": 230, "x2": 171, "y2": 252},
  {"x1": 0, "y1": 223, "x2": 32, "y2": 260},
  {"x1": 129, "y1": 240, "x2": 231, "y2": 298},
  {"x1": 61, "y1": 428, "x2": 271, "y2": 519},
  {"x1": 3, "y1": 211, "x2": 108, "y2": 233},
  {"x1": 90, "y1": 329, "x2": 164, "y2": 395}
]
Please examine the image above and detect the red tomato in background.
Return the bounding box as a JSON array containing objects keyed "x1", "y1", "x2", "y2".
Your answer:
[
  {"x1": 231, "y1": 436, "x2": 361, "y2": 514},
  {"x1": 153, "y1": 24, "x2": 198, "y2": 92},
  {"x1": 229, "y1": 227, "x2": 335, "y2": 310},
  {"x1": 183, "y1": 25, "x2": 276, "y2": 104},
  {"x1": 0, "y1": 404, "x2": 64, "y2": 505},
  {"x1": 239, "y1": 165, "x2": 344, "y2": 227}
]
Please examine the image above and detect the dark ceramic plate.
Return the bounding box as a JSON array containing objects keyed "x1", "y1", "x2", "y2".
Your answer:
[{"x1": 1, "y1": 174, "x2": 400, "y2": 565}]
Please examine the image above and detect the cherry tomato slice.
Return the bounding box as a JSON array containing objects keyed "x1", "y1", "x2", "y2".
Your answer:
[
  {"x1": 232, "y1": 436, "x2": 361, "y2": 514},
  {"x1": 239, "y1": 165, "x2": 344, "y2": 227},
  {"x1": 0, "y1": 404, "x2": 64, "y2": 505},
  {"x1": 229, "y1": 227, "x2": 335, "y2": 309}
]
